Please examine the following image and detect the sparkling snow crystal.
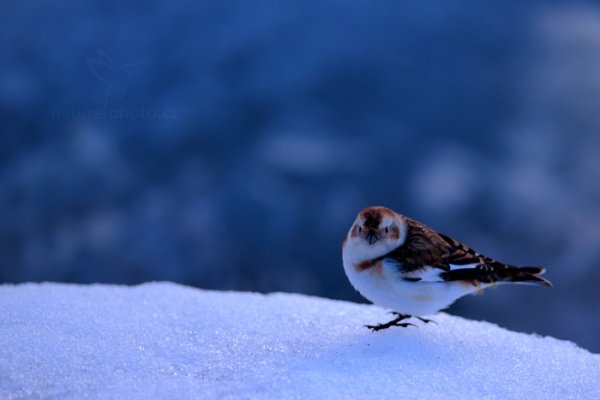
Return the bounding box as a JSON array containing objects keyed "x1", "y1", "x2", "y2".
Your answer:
[{"x1": 0, "y1": 282, "x2": 598, "y2": 399}]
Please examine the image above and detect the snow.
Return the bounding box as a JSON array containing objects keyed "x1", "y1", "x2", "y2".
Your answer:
[{"x1": 1, "y1": 282, "x2": 598, "y2": 399}]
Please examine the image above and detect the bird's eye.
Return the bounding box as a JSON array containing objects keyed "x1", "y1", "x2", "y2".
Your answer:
[
  {"x1": 384, "y1": 227, "x2": 389, "y2": 234},
  {"x1": 358, "y1": 226, "x2": 362, "y2": 233}
]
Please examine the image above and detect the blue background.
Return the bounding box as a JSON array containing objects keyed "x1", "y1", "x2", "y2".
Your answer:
[{"x1": 2, "y1": 1, "x2": 600, "y2": 351}]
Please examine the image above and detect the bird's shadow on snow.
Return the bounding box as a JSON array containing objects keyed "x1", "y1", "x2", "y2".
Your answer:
[{"x1": 287, "y1": 315, "x2": 466, "y2": 379}]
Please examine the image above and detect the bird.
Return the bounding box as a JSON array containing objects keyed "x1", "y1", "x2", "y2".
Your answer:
[{"x1": 342, "y1": 206, "x2": 551, "y2": 331}]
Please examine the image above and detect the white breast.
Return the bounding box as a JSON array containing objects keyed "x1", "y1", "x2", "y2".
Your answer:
[{"x1": 342, "y1": 257, "x2": 480, "y2": 316}]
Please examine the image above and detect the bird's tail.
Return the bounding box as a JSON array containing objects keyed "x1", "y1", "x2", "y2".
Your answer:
[
  {"x1": 441, "y1": 263, "x2": 553, "y2": 287},
  {"x1": 503, "y1": 266, "x2": 553, "y2": 287}
]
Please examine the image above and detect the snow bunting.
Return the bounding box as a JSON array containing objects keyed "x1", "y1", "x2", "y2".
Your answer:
[{"x1": 342, "y1": 206, "x2": 551, "y2": 331}]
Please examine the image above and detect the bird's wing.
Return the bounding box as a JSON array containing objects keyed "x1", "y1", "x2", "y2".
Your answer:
[
  {"x1": 381, "y1": 218, "x2": 550, "y2": 285},
  {"x1": 381, "y1": 217, "x2": 456, "y2": 274}
]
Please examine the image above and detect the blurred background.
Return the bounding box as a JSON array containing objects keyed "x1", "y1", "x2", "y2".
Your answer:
[{"x1": 1, "y1": 1, "x2": 600, "y2": 351}]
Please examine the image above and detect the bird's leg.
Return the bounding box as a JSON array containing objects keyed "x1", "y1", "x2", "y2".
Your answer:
[
  {"x1": 365, "y1": 312, "x2": 416, "y2": 332},
  {"x1": 391, "y1": 312, "x2": 437, "y2": 325}
]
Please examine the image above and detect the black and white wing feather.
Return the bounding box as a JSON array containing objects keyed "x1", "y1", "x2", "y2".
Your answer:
[{"x1": 381, "y1": 218, "x2": 551, "y2": 287}]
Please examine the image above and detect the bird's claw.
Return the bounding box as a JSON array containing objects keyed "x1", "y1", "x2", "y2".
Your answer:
[
  {"x1": 415, "y1": 317, "x2": 437, "y2": 325},
  {"x1": 387, "y1": 311, "x2": 407, "y2": 317},
  {"x1": 366, "y1": 312, "x2": 436, "y2": 332},
  {"x1": 365, "y1": 322, "x2": 416, "y2": 332}
]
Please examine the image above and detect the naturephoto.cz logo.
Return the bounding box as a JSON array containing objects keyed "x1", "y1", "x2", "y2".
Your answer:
[
  {"x1": 52, "y1": 106, "x2": 179, "y2": 121},
  {"x1": 51, "y1": 50, "x2": 179, "y2": 121}
]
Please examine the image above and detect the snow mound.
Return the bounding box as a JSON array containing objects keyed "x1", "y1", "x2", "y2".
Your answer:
[{"x1": 1, "y1": 282, "x2": 598, "y2": 399}]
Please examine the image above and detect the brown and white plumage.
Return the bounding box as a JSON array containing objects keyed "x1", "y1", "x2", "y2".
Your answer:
[{"x1": 342, "y1": 206, "x2": 551, "y2": 328}]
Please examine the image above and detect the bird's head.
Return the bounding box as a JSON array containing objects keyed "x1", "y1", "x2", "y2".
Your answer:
[{"x1": 342, "y1": 206, "x2": 407, "y2": 263}]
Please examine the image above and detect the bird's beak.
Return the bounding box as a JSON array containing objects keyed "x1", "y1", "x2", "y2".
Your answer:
[{"x1": 366, "y1": 232, "x2": 379, "y2": 245}]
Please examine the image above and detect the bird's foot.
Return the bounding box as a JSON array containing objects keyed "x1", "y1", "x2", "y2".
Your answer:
[
  {"x1": 391, "y1": 312, "x2": 436, "y2": 325},
  {"x1": 365, "y1": 322, "x2": 416, "y2": 332},
  {"x1": 365, "y1": 312, "x2": 436, "y2": 332},
  {"x1": 387, "y1": 311, "x2": 408, "y2": 317},
  {"x1": 365, "y1": 313, "x2": 416, "y2": 332},
  {"x1": 415, "y1": 316, "x2": 437, "y2": 325}
]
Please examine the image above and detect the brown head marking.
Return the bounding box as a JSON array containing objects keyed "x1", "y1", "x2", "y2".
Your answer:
[
  {"x1": 359, "y1": 206, "x2": 393, "y2": 227},
  {"x1": 362, "y1": 209, "x2": 382, "y2": 230},
  {"x1": 388, "y1": 225, "x2": 400, "y2": 240}
]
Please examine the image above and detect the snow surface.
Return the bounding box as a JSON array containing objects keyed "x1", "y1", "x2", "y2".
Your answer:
[{"x1": 1, "y1": 282, "x2": 598, "y2": 400}]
